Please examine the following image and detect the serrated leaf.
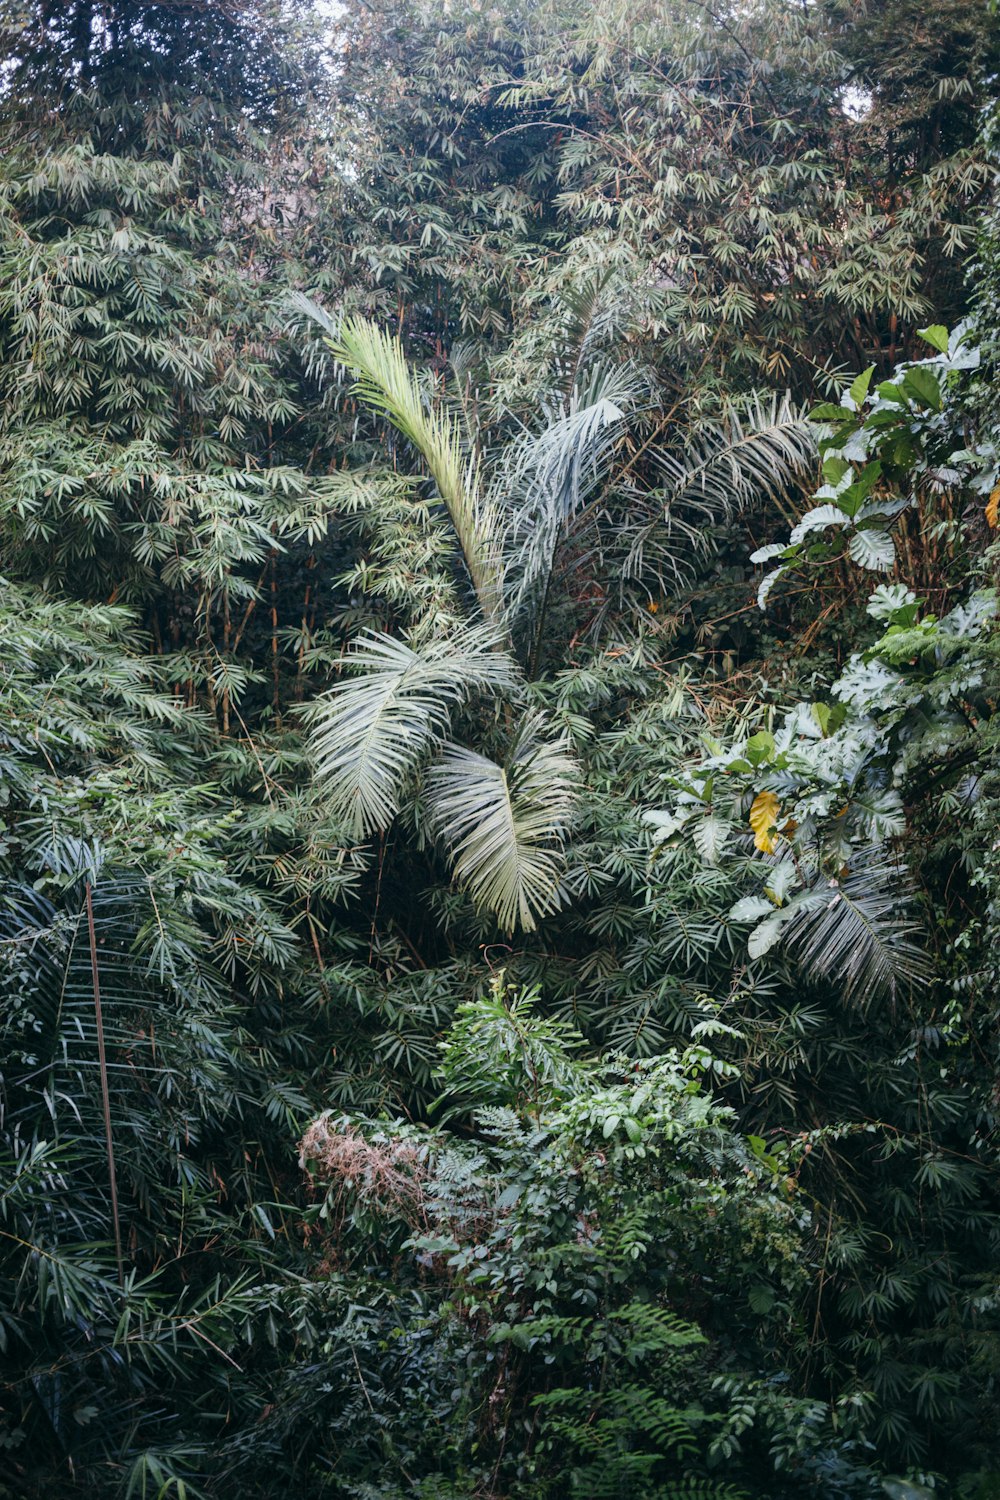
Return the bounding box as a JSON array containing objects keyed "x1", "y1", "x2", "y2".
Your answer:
[
  {"x1": 848, "y1": 786, "x2": 906, "y2": 840},
  {"x1": 748, "y1": 1284, "x2": 775, "y2": 1314},
  {"x1": 749, "y1": 790, "x2": 781, "y2": 853},
  {"x1": 693, "y1": 813, "x2": 729, "y2": 865},
  {"x1": 943, "y1": 590, "x2": 998, "y2": 638},
  {"x1": 867, "y1": 584, "x2": 919, "y2": 622}
]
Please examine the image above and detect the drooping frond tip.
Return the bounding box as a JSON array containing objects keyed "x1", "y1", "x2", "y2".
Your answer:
[{"x1": 424, "y1": 715, "x2": 578, "y2": 933}]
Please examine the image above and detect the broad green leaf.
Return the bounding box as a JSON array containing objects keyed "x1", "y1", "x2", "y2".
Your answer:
[
  {"x1": 748, "y1": 912, "x2": 787, "y2": 958},
  {"x1": 822, "y1": 455, "x2": 851, "y2": 486},
  {"x1": 916, "y1": 324, "x2": 949, "y2": 355},
  {"x1": 750, "y1": 541, "x2": 790, "y2": 564},
  {"x1": 809, "y1": 401, "x2": 854, "y2": 422},
  {"x1": 744, "y1": 730, "x2": 776, "y2": 767},
  {"x1": 729, "y1": 895, "x2": 776, "y2": 922},
  {"x1": 757, "y1": 565, "x2": 786, "y2": 609},
  {"x1": 748, "y1": 1285, "x2": 775, "y2": 1314},
  {"x1": 838, "y1": 460, "x2": 882, "y2": 519},
  {"x1": 764, "y1": 858, "x2": 798, "y2": 904},
  {"x1": 848, "y1": 365, "x2": 875, "y2": 408},
  {"x1": 811, "y1": 701, "x2": 848, "y2": 737},
  {"x1": 643, "y1": 809, "x2": 686, "y2": 839},
  {"x1": 789, "y1": 504, "x2": 850, "y2": 542},
  {"x1": 811, "y1": 701, "x2": 832, "y2": 735},
  {"x1": 901, "y1": 366, "x2": 942, "y2": 412}
]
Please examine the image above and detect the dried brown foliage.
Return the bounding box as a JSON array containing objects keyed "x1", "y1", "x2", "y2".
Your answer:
[{"x1": 298, "y1": 1113, "x2": 429, "y2": 1228}]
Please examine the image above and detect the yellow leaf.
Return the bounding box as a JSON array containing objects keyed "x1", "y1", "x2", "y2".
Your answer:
[
  {"x1": 749, "y1": 790, "x2": 781, "y2": 854},
  {"x1": 987, "y1": 487, "x2": 1000, "y2": 530}
]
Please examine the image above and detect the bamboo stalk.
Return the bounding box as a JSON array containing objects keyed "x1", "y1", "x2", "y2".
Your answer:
[{"x1": 85, "y1": 881, "x2": 124, "y2": 1290}]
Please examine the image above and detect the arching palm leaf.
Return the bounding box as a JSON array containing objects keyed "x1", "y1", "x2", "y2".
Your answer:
[
  {"x1": 499, "y1": 361, "x2": 647, "y2": 639},
  {"x1": 423, "y1": 716, "x2": 578, "y2": 933},
  {"x1": 623, "y1": 394, "x2": 816, "y2": 587},
  {"x1": 783, "y1": 852, "x2": 930, "y2": 1006},
  {"x1": 329, "y1": 317, "x2": 503, "y2": 621},
  {"x1": 304, "y1": 626, "x2": 518, "y2": 838}
]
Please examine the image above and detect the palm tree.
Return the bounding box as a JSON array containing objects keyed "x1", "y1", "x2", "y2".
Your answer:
[{"x1": 298, "y1": 288, "x2": 816, "y2": 933}]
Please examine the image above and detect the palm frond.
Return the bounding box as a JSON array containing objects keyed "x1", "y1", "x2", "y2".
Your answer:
[
  {"x1": 499, "y1": 361, "x2": 646, "y2": 635},
  {"x1": 329, "y1": 317, "x2": 502, "y2": 620},
  {"x1": 304, "y1": 626, "x2": 518, "y2": 838},
  {"x1": 423, "y1": 714, "x2": 578, "y2": 933},
  {"x1": 552, "y1": 274, "x2": 620, "y2": 395},
  {"x1": 623, "y1": 394, "x2": 816, "y2": 586},
  {"x1": 783, "y1": 852, "x2": 930, "y2": 1006}
]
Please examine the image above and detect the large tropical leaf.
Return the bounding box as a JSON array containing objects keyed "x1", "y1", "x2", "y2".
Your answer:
[
  {"x1": 423, "y1": 715, "x2": 578, "y2": 933},
  {"x1": 327, "y1": 317, "x2": 502, "y2": 620},
  {"x1": 305, "y1": 626, "x2": 518, "y2": 838}
]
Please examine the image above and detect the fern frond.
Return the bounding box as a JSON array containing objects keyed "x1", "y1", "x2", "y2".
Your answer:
[
  {"x1": 624, "y1": 394, "x2": 816, "y2": 585},
  {"x1": 499, "y1": 361, "x2": 646, "y2": 634}
]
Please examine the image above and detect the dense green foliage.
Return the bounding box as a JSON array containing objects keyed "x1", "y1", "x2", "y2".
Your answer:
[{"x1": 0, "y1": 0, "x2": 998, "y2": 1496}]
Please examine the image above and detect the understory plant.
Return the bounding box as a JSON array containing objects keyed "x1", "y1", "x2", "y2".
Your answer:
[{"x1": 292, "y1": 980, "x2": 877, "y2": 1499}]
